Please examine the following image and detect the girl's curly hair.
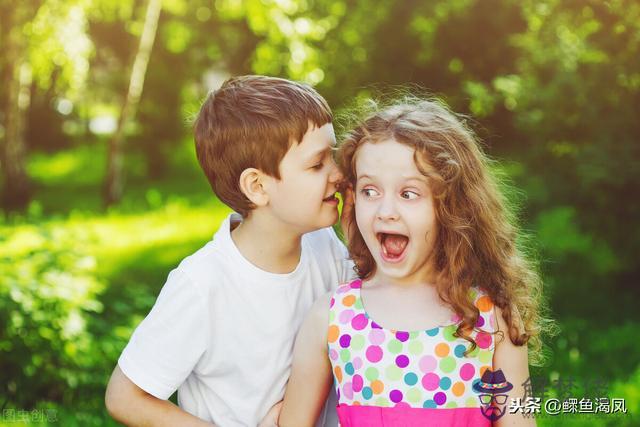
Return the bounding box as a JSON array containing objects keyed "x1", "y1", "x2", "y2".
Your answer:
[{"x1": 337, "y1": 94, "x2": 556, "y2": 365}]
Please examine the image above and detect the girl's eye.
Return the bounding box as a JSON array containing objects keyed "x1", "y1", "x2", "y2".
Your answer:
[
  {"x1": 311, "y1": 162, "x2": 323, "y2": 170},
  {"x1": 401, "y1": 190, "x2": 419, "y2": 200},
  {"x1": 361, "y1": 188, "x2": 379, "y2": 197}
]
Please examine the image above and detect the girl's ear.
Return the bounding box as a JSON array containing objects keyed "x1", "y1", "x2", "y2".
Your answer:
[{"x1": 238, "y1": 168, "x2": 270, "y2": 207}]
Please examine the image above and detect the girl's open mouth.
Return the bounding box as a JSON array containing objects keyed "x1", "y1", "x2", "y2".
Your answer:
[{"x1": 377, "y1": 232, "x2": 409, "y2": 263}]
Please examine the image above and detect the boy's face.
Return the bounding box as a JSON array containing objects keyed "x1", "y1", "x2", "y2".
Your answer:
[{"x1": 263, "y1": 122, "x2": 343, "y2": 233}]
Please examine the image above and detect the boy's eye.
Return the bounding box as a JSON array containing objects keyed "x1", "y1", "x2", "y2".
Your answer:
[
  {"x1": 401, "y1": 190, "x2": 419, "y2": 200},
  {"x1": 361, "y1": 188, "x2": 379, "y2": 197}
]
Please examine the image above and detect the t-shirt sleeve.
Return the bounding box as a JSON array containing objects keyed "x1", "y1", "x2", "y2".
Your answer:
[
  {"x1": 118, "y1": 269, "x2": 209, "y2": 400},
  {"x1": 326, "y1": 227, "x2": 357, "y2": 284}
]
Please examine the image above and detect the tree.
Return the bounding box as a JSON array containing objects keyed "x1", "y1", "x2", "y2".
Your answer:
[
  {"x1": 0, "y1": 2, "x2": 39, "y2": 211},
  {"x1": 103, "y1": 0, "x2": 161, "y2": 205}
]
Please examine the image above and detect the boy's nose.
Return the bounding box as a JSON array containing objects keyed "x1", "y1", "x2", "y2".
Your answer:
[{"x1": 328, "y1": 161, "x2": 343, "y2": 183}]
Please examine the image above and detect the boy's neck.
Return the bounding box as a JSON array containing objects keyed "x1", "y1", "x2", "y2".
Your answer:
[{"x1": 230, "y1": 211, "x2": 304, "y2": 274}]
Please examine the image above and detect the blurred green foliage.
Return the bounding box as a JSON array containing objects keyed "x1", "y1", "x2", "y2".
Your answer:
[{"x1": 1, "y1": 0, "x2": 639, "y2": 424}]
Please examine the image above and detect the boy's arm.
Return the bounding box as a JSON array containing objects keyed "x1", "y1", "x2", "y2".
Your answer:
[
  {"x1": 105, "y1": 366, "x2": 214, "y2": 427},
  {"x1": 279, "y1": 293, "x2": 333, "y2": 427}
]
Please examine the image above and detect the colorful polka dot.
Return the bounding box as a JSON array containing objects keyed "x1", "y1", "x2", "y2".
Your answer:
[
  {"x1": 350, "y1": 335, "x2": 365, "y2": 351},
  {"x1": 479, "y1": 349, "x2": 493, "y2": 364},
  {"x1": 389, "y1": 390, "x2": 403, "y2": 403},
  {"x1": 459, "y1": 363, "x2": 475, "y2": 381},
  {"x1": 407, "y1": 387, "x2": 421, "y2": 403},
  {"x1": 345, "y1": 362, "x2": 355, "y2": 375},
  {"x1": 352, "y1": 356, "x2": 363, "y2": 370},
  {"x1": 375, "y1": 397, "x2": 389, "y2": 406},
  {"x1": 362, "y1": 387, "x2": 373, "y2": 400},
  {"x1": 476, "y1": 332, "x2": 492, "y2": 349},
  {"x1": 342, "y1": 295, "x2": 356, "y2": 306},
  {"x1": 385, "y1": 365, "x2": 402, "y2": 381},
  {"x1": 423, "y1": 399, "x2": 437, "y2": 409},
  {"x1": 439, "y1": 376, "x2": 452, "y2": 390},
  {"x1": 339, "y1": 309, "x2": 355, "y2": 324},
  {"x1": 395, "y1": 355, "x2": 410, "y2": 368},
  {"x1": 365, "y1": 367, "x2": 379, "y2": 381},
  {"x1": 339, "y1": 334, "x2": 351, "y2": 348},
  {"x1": 328, "y1": 281, "x2": 496, "y2": 411},
  {"x1": 435, "y1": 343, "x2": 450, "y2": 357},
  {"x1": 421, "y1": 373, "x2": 440, "y2": 391},
  {"x1": 366, "y1": 345, "x2": 383, "y2": 363},
  {"x1": 352, "y1": 374, "x2": 363, "y2": 392},
  {"x1": 419, "y1": 355, "x2": 437, "y2": 373},
  {"x1": 426, "y1": 327, "x2": 439, "y2": 337},
  {"x1": 351, "y1": 314, "x2": 368, "y2": 330},
  {"x1": 387, "y1": 339, "x2": 403, "y2": 354},
  {"x1": 368, "y1": 328, "x2": 386, "y2": 345},
  {"x1": 454, "y1": 344, "x2": 466, "y2": 358},
  {"x1": 343, "y1": 382, "x2": 353, "y2": 399},
  {"x1": 476, "y1": 296, "x2": 493, "y2": 312},
  {"x1": 328, "y1": 325, "x2": 339, "y2": 343},
  {"x1": 443, "y1": 325, "x2": 458, "y2": 342},
  {"x1": 334, "y1": 366, "x2": 343, "y2": 383},
  {"x1": 452, "y1": 381, "x2": 465, "y2": 397},
  {"x1": 371, "y1": 380, "x2": 384, "y2": 394},
  {"x1": 395, "y1": 331, "x2": 410, "y2": 342},
  {"x1": 408, "y1": 340, "x2": 424, "y2": 355},
  {"x1": 439, "y1": 356, "x2": 456, "y2": 373},
  {"x1": 404, "y1": 372, "x2": 418, "y2": 386}
]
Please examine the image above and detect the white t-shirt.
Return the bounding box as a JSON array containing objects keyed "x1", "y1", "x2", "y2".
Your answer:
[{"x1": 118, "y1": 213, "x2": 354, "y2": 426}]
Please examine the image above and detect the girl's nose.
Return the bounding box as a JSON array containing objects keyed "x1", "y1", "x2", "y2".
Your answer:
[{"x1": 376, "y1": 195, "x2": 399, "y2": 221}]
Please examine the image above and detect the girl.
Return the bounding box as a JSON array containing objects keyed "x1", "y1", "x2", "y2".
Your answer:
[{"x1": 279, "y1": 97, "x2": 552, "y2": 426}]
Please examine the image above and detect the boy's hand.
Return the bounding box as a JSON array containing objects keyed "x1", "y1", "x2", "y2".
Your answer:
[
  {"x1": 338, "y1": 182, "x2": 355, "y2": 243},
  {"x1": 258, "y1": 400, "x2": 283, "y2": 427}
]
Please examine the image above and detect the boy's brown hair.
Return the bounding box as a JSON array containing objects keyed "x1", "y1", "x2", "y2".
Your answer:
[{"x1": 194, "y1": 75, "x2": 332, "y2": 217}]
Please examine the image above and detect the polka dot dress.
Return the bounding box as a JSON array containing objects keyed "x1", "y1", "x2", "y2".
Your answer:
[{"x1": 327, "y1": 279, "x2": 496, "y2": 426}]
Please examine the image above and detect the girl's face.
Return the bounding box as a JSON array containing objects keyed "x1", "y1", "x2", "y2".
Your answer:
[{"x1": 354, "y1": 139, "x2": 437, "y2": 285}]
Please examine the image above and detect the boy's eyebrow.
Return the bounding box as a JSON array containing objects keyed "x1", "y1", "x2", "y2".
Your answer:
[{"x1": 307, "y1": 146, "x2": 331, "y2": 160}]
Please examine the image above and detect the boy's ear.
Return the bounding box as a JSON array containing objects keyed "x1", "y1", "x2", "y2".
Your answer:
[{"x1": 238, "y1": 168, "x2": 270, "y2": 207}]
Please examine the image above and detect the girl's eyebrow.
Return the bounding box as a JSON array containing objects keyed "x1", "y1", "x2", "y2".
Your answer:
[
  {"x1": 404, "y1": 175, "x2": 429, "y2": 184},
  {"x1": 357, "y1": 174, "x2": 427, "y2": 183}
]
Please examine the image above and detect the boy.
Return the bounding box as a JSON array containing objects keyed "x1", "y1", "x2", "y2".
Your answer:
[{"x1": 105, "y1": 75, "x2": 353, "y2": 426}]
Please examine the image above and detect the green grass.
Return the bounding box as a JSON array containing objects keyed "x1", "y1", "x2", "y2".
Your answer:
[
  {"x1": 1, "y1": 142, "x2": 231, "y2": 423},
  {"x1": 2, "y1": 142, "x2": 639, "y2": 424}
]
